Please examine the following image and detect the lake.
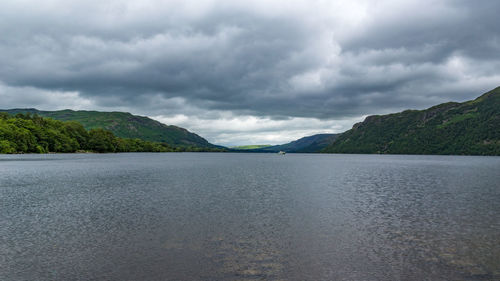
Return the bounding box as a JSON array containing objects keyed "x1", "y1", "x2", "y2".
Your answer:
[{"x1": 1, "y1": 153, "x2": 500, "y2": 280}]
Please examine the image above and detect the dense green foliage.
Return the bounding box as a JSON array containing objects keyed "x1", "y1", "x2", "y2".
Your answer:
[
  {"x1": 323, "y1": 87, "x2": 500, "y2": 155},
  {"x1": 0, "y1": 113, "x2": 225, "y2": 153},
  {"x1": 1, "y1": 109, "x2": 219, "y2": 148}
]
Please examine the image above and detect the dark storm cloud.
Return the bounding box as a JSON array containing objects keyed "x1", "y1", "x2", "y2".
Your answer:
[
  {"x1": 0, "y1": 0, "x2": 499, "y2": 120},
  {"x1": 342, "y1": 0, "x2": 500, "y2": 60}
]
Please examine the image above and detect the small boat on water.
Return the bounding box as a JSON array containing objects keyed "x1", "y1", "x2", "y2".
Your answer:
[{"x1": 278, "y1": 151, "x2": 286, "y2": 155}]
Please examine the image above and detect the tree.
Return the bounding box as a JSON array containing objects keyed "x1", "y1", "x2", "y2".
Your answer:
[{"x1": 87, "y1": 128, "x2": 117, "y2": 152}]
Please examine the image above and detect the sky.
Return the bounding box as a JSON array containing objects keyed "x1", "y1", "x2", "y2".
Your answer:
[{"x1": 1, "y1": 0, "x2": 499, "y2": 146}]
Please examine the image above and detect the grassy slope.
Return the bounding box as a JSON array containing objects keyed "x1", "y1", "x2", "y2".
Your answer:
[
  {"x1": 323, "y1": 87, "x2": 500, "y2": 155},
  {"x1": 1, "y1": 109, "x2": 218, "y2": 148}
]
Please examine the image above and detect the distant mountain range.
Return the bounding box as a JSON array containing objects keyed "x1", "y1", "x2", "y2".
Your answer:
[
  {"x1": 230, "y1": 145, "x2": 272, "y2": 150},
  {"x1": 232, "y1": 134, "x2": 338, "y2": 153},
  {"x1": 323, "y1": 87, "x2": 500, "y2": 155},
  {"x1": 0, "y1": 109, "x2": 219, "y2": 148}
]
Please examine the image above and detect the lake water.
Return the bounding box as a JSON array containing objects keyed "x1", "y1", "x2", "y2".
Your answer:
[{"x1": 1, "y1": 153, "x2": 500, "y2": 280}]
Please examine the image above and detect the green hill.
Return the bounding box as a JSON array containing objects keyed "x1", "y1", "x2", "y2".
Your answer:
[
  {"x1": 323, "y1": 87, "x2": 500, "y2": 155},
  {"x1": 1, "y1": 109, "x2": 219, "y2": 148},
  {"x1": 0, "y1": 113, "x2": 178, "y2": 153}
]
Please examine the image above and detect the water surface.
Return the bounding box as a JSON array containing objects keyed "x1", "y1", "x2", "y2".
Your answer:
[{"x1": 1, "y1": 153, "x2": 500, "y2": 280}]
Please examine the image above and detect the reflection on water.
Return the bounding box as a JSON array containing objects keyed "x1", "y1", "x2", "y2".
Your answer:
[{"x1": 1, "y1": 153, "x2": 499, "y2": 280}]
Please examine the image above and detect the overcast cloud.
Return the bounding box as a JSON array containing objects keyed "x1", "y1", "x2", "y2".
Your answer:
[{"x1": 1, "y1": 0, "x2": 499, "y2": 145}]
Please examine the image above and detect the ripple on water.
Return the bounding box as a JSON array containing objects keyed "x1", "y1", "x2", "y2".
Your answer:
[{"x1": 1, "y1": 153, "x2": 500, "y2": 280}]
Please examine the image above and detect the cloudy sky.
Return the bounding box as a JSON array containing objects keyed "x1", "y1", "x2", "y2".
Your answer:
[{"x1": 1, "y1": 0, "x2": 499, "y2": 146}]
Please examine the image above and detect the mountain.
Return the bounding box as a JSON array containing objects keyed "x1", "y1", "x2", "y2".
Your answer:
[
  {"x1": 230, "y1": 145, "x2": 272, "y2": 150},
  {"x1": 323, "y1": 87, "x2": 500, "y2": 155},
  {"x1": 252, "y1": 133, "x2": 338, "y2": 153},
  {"x1": 1, "y1": 109, "x2": 219, "y2": 148}
]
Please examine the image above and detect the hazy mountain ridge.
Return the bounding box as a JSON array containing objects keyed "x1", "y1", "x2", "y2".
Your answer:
[
  {"x1": 323, "y1": 87, "x2": 500, "y2": 155},
  {"x1": 1, "y1": 109, "x2": 219, "y2": 148},
  {"x1": 230, "y1": 145, "x2": 272, "y2": 150},
  {"x1": 244, "y1": 133, "x2": 338, "y2": 153}
]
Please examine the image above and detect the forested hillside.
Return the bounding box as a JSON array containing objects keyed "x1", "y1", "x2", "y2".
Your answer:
[
  {"x1": 0, "y1": 113, "x2": 224, "y2": 153},
  {"x1": 323, "y1": 87, "x2": 500, "y2": 155},
  {"x1": 1, "y1": 109, "x2": 217, "y2": 148}
]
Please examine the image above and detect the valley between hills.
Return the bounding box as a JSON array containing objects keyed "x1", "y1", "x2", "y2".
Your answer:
[{"x1": 1, "y1": 86, "x2": 499, "y2": 155}]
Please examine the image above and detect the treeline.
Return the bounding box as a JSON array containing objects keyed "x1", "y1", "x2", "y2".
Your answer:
[{"x1": 0, "y1": 113, "x2": 225, "y2": 153}]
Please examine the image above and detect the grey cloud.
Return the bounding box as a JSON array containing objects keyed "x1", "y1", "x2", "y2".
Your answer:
[{"x1": 0, "y1": 0, "x2": 499, "y2": 122}]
